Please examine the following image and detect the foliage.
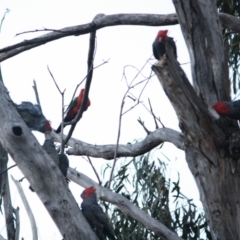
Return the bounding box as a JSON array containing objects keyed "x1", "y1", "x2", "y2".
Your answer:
[
  {"x1": 217, "y1": 0, "x2": 240, "y2": 94},
  {"x1": 102, "y1": 153, "x2": 211, "y2": 240}
]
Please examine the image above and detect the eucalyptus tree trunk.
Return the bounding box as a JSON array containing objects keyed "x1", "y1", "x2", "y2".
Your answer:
[{"x1": 151, "y1": 0, "x2": 239, "y2": 239}]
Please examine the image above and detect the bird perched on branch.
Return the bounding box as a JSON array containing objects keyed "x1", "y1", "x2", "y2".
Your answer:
[
  {"x1": 16, "y1": 101, "x2": 52, "y2": 133},
  {"x1": 55, "y1": 88, "x2": 91, "y2": 133},
  {"x1": 152, "y1": 30, "x2": 177, "y2": 60},
  {"x1": 81, "y1": 186, "x2": 116, "y2": 240},
  {"x1": 213, "y1": 100, "x2": 240, "y2": 120}
]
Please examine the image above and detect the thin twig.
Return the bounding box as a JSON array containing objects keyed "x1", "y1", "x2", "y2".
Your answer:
[
  {"x1": 47, "y1": 66, "x2": 62, "y2": 94},
  {"x1": 60, "y1": 91, "x2": 65, "y2": 153},
  {"x1": 16, "y1": 28, "x2": 71, "y2": 37},
  {"x1": 148, "y1": 99, "x2": 160, "y2": 129},
  {"x1": 32, "y1": 80, "x2": 42, "y2": 111},
  {"x1": 108, "y1": 57, "x2": 153, "y2": 188},
  {"x1": 18, "y1": 177, "x2": 25, "y2": 182},
  {"x1": 107, "y1": 96, "x2": 124, "y2": 189},
  {"x1": 137, "y1": 118, "x2": 151, "y2": 134},
  {"x1": 0, "y1": 9, "x2": 10, "y2": 33},
  {"x1": 47, "y1": 65, "x2": 66, "y2": 152},
  {"x1": 86, "y1": 156, "x2": 102, "y2": 185},
  {"x1": 0, "y1": 164, "x2": 17, "y2": 176}
]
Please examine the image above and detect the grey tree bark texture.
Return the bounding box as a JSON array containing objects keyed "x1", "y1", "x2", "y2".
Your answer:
[
  {"x1": 0, "y1": 0, "x2": 239, "y2": 239},
  {"x1": 0, "y1": 81, "x2": 98, "y2": 240},
  {"x1": 152, "y1": 0, "x2": 239, "y2": 239}
]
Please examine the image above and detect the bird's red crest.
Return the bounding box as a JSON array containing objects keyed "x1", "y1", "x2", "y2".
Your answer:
[
  {"x1": 81, "y1": 186, "x2": 96, "y2": 199},
  {"x1": 45, "y1": 121, "x2": 52, "y2": 132},
  {"x1": 213, "y1": 102, "x2": 230, "y2": 115},
  {"x1": 156, "y1": 30, "x2": 168, "y2": 41}
]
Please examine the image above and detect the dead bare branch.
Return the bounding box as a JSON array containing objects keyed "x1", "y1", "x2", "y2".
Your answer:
[
  {"x1": 0, "y1": 12, "x2": 238, "y2": 63},
  {"x1": 148, "y1": 98, "x2": 160, "y2": 129},
  {"x1": 0, "y1": 9, "x2": 10, "y2": 34},
  {"x1": 52, "y1": 127, "x2": 186, "y2": 159},
  {"x1": 1, "y1": 145, "x2": 15, "y2": 240},
  {"x1": 137, "y1": 118, "x2": 151, "y2": 134},
  {"x1": 64, "y1": 30, "x2": 96, "y2": 145},
  {"x1": 108, "y1": 57, "x2": 154, "y2": 187},
  {"x1": 32, "y1": 80, "x2": 42, "y2": 111},
  {"x1": 0, "y1": 164, "x2": 16, "y2": 176},
  {"x1": 47, "y1": 66, "x2": 63, "y2": 94},
  {"x1": 68, "y1": 168, "x2": 183, "y2": 240},
  {"x1": 86, "y1": 156, "x2": 102, "y2": 185},
  {"x1": 47, "y1": 65, "x2": 66, "y2": 152},
  {"x1": 11, "y1": 175, "x2": 38, "y2": 240}
]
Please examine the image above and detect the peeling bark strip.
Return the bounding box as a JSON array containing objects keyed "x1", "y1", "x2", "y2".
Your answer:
[
  {"x1": 0, "y1": 81, "x2": 98, "y2": 240},
  {"x1": 0, "y1": 12, "x2": 239, "y2": 62}
]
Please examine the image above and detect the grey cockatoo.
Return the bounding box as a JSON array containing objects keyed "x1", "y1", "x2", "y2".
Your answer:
[{"x1": 81, "y1": 186, "x2": 116, "y2": 240}]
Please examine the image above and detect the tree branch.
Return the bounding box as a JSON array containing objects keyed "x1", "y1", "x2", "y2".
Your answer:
[
  {"x1": 64, "y1": 29, "x2": 96, "y2": 144},
  {"x1": 0, "y1": 145, "x2": 15, "y2": 240},
  {"x1": 11, "y1": 175, "x2": 38, "y2": 240},
  {"x1": 0, "y1": 81, "x2": 98, "y2": 240},
  {"x1": 68, "y1": 168, "x2": 183, "y2": 240},
  {"x1": 0, "y1": 12, "x2": 238, "y2": 63},
  {"x1": 52, "y1": 127, "x2": 185, "y2": 159}
]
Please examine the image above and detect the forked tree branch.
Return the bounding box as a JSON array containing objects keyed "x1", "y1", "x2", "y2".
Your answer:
[
  {"x1": 68, "y1": 168, "x2": 183, "y2": 240},
  {"x1": 0, "y1": 13, "x2": 238, "y2": 63}
]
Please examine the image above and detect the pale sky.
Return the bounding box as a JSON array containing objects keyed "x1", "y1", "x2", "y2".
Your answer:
[{"x1": 0, "y1": 1, "x2": 201, "y2": 239}]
